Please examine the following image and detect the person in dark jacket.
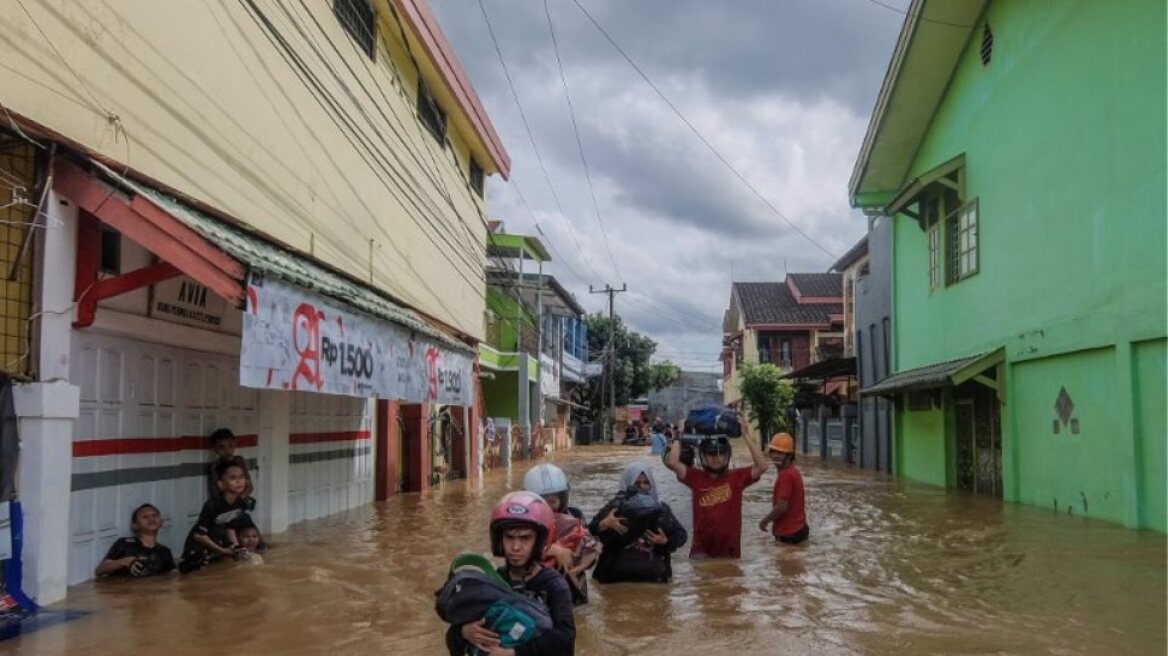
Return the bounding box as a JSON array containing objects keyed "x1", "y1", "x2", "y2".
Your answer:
[
  {"x1": 589, "y1": 462, "x2": 686, "y2": 583},
  {"x1": 446, "y1": 491, "x2": 575, "y2": 655}
]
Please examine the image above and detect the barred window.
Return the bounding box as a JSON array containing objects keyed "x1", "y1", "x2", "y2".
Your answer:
[
  {"x1": 469, "y1": 159, "x2": 484, "y2": 197},
  {"x1": 417, "y1": 79, "x2": 446, "y2": 144},
  {"x1": 334, "y1": 0, "x2": 376, "y2": 60},
  {"x1": 0, "y1": 140, "x2": 37, "y2": 376}
]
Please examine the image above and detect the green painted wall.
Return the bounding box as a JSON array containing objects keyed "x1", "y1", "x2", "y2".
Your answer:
[
  {"x1": 897, "y1": 404, "x2": 948, "y2": 487},
  {"x1": 895, "y1": 0, "x2": 1166, "y2": 370},
  {"x1": 1012, "y1": 348, "x2": 1127, "y2": 522},
  {"x1": 1134, "y1": 339, "x2": 1167, "y2": 532},
  {"x1": 887, "y1": 0, "x2": 1166, "y2": 530},
  {"x1": 486, "y1": 288, "x2": 534, "y2": 352},
  {"x1": 483, "y1": 372, "x2": 519, "y2": 419}
]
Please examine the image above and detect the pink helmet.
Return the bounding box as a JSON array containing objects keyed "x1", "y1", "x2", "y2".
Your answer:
[{"x1": 489, "y1": 491, "x2": 555, "y2": 561}]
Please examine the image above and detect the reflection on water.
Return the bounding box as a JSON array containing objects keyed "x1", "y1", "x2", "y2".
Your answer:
[{"x1": 6, "y1": 446, "x2": 1165, "y2": 655}]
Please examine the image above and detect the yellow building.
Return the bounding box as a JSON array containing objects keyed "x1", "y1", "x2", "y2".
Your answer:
[
  {"x1": 721, "y1": 276, "x2": 845, "y2": 407},
  {"x1": 0, "y1": 0, "x2": 509, "y2": 604}
]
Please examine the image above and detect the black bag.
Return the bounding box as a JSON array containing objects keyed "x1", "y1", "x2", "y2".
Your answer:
[{"x1": 435, "y1": 570, "x2": 553, "y2": 633}]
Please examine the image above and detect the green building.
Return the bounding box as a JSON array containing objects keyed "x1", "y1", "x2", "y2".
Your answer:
[{"x1": 850, "y1": 0, "x2": 1166, "y2": 531}]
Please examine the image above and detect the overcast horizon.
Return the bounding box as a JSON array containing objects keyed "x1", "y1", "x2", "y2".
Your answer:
[{"x1": 429, "y1": 0, "x2": 905, "y2": 374}]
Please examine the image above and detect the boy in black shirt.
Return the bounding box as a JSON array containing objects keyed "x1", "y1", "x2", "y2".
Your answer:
[
  {"x1": 207, "y1": 428, "x2": 255, "y2": 510},
  {"x1": 180, "y1": 460, "x2": 253, "y2": 573},
  {"x1": 95, "y1": 503, "x2": 176, "y2": 578}
]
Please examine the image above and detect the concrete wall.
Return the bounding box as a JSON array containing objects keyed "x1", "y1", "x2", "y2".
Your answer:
[
  {"x1": 888, "y1": 0, "x2": 1166, "y2": 529},
  {"x1": 0, "y1": 0, "x2": 493, "y2": 338},
  {"x1": 647, "y1": 371, "x2": 723, "y2": 424},
  {"x1": 856, "y1": 216, "x2": 893, "y2": 472}
]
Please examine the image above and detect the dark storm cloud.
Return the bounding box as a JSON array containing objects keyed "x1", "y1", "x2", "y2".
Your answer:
[{"x1": 428, "y1": 0, "x2": 903, "y2": 364}]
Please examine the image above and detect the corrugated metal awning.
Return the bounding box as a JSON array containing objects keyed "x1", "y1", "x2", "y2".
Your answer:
[
  {"x1": 862, "y1": 348, "x2": 1004, "y2": 397},
  {"x1": 84, "y1": 159, "x2": 472, "y2": 354}
]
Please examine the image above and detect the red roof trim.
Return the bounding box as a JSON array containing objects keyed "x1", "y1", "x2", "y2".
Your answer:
[
  {"x1": 55, "y1": 161, "x2": 247, "y2": 305},
  {"x1": 394, "y1": 0, "x2": 511, "y2": 179},
  {"x1": 798, "y1": 296, "x2": 841, "y2": 305}
]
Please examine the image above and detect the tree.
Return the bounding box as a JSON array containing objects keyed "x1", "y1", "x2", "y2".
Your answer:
[
  {"x1": 647, "y1": 361, "x2": 680, "y2": 391},
  {"x1": 738, "y1": 362, "x2": 796, "y2": 442},
  {"x1": 571, "y1": 313, "x2": 660, "y2": 422}
]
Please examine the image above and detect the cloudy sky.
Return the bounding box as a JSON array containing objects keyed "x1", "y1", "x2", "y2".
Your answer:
[{"x1": 429, "y1": 0, "x2": 905, "y2": 373}]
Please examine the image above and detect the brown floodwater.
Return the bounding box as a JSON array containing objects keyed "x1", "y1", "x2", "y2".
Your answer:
[{"x1": 6, "y1": 446, "x2": 1166, "y2": 655}]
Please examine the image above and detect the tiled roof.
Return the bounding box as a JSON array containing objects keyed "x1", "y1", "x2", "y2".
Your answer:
[
  {"x1": 788, "y1": 273, "x2": 843, "y2": 297},
  {"x1": 732, "y1": 282, "x2": 841, "y2": 326}
]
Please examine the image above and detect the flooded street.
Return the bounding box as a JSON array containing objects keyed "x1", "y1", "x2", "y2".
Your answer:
[{"x1": 8, "y1": 446, "x2": 1165, "y2": 655}]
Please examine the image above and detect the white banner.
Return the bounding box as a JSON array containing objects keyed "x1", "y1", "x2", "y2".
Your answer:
[
  {"x1": 540, "y1": 352, "x2": 560, "y2": 398},
  {"x1": 240, "y1": 275, "x2": 473, "y2": 404}
]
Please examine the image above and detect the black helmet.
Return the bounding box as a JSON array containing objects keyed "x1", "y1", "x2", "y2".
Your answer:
[
  {"x1": 618, "y1": 491, "x2": 662, "y2": 536},
  {"x1": 698, "y1": 436, "x2": 731, "y2": 473}
]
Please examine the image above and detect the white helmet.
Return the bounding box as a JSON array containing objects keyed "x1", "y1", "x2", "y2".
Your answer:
[{"x1": 522, "y1": 463, "x2": 570, "y2": 510}]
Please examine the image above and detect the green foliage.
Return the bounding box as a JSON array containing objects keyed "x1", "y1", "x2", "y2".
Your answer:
[
  {"x1": 648, "y1": 361, "x2": 680, "y2": 391},
  {"x1": 571, "y1": 313, "x2": 659, "y2": 421},
  {"x1": 738, "y1": 362, "x2": 796, "y2": 437}
]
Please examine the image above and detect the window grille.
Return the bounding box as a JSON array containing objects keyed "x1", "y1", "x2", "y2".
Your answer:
[
  {"x1": 334, "y1": 0, "x2": 376, "y2": 60},
  {"x1": 469, "y1": 159, "x2": 484, "y2": 197},
  {"x1": 0, "y1": 141, "x2": 37, "y2": 376},
  {"x1": 417, "y1": 80, "x2": 446, "y2": 144}
]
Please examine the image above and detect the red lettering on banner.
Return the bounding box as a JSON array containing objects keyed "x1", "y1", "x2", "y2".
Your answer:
[
  {"x1": 291, "y1": 302, "x2": 324, "y2": 390},
  {"x1": 426, "y1": 346, "x2": 439, "y2": 401},
  {"x1": 246, "y1": 285, "x2": 259, "y2": 315}
]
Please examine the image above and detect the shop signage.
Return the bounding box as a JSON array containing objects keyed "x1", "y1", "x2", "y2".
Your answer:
[
  {"x1": 240, "y1": 275, "x2": 473, "y2": 404},
  {"x1": 150, "y1": 276, "x2": 226, "y2": 329}
]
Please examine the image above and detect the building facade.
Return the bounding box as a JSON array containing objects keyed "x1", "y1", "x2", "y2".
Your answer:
[
  {"x1": 722, "y1": 275, "x2": 845, "y2": 407},
  {"x1": 850, "y1": 0, "x2": 1165, "y2": 530},
  {"x1": 0, "y1": 0, "x2": 509, "y2": 603}
]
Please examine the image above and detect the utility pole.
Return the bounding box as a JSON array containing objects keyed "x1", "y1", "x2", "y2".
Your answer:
[{"x1": 590, "y1": 283, "x2": 627, "y2": 442}]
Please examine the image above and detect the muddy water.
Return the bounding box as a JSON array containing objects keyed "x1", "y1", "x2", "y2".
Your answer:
[{"x1": 7, "y1": 446, "x2": 1166, "y2": 655}]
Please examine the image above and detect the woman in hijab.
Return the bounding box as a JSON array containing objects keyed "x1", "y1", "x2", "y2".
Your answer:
[{"x1": 588, "y1": 461, "x2": 687, "y2": 583}]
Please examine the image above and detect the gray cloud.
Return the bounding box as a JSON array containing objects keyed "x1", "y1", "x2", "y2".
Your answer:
[{"x1": 430, "y1": 0, "x2": 903, "y2": 368}]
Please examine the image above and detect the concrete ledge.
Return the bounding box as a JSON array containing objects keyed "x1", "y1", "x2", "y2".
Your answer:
[{"x1": 13, "y1": 381, "x2": 80, "y2": 420}]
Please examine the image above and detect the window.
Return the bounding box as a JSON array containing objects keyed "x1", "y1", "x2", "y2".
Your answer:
[
  {"x1": 947, "y1": 199, "x2": 979, "y2": 282},
  {"x1": 417, "y1": 80, "x2": 446, "y2": 144},
  {"x1": 100, "y1": 227, "x2": 121, "y2": 275},
  {"x1": 334, "y1": 0, "x2": 376, "y2": 60},
  {"x1": 469, "y1": 159, "x2": 484, "y2": 197},
  {"x1": 779, "y1": 339, "x2": 792, "y2": 368},
  {"x1": 923, "y1": 195, "x2": 941, "y2": 289}
]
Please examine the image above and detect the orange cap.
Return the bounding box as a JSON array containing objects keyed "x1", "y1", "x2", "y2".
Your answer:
[{"x1": 768, "y1": 432, "x2": 795, "y2": 453}]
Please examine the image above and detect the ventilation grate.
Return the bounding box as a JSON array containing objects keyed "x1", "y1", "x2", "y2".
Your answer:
[{"x1": 980, "y1": 24, "x2": 994, "y2": 66}]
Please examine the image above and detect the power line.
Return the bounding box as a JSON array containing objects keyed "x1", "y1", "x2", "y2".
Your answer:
[
  {"x1": 570, "y1": 0, "x2": 839, "y2": 261},
  {"x1": 477, "y1": 0, "x2": 604, "y2": 284},
  {"x1": 238, "y1": 0, "x2": 490, "y2": 306},
  {"x1": 543, "y1": 0, "x2": 623, "y2": 283}
]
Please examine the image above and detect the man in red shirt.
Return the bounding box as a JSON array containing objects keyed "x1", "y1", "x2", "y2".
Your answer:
[
  {"x1": 758, "y1": 433, "x2": 808, "y2": 544},
  {"x1": 666, "y1": 428, "x2": 769, "y2": 559}
]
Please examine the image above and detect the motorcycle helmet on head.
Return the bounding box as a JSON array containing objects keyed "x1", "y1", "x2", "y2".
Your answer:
[
  {"x1": 522, "y1": 463, "x2": 570, "y2": 511},
  {"x1": 698, "y1": 436, "x2": 732, "y2": 474},
  {"x1": 489, "y1": 491, "x2": 555, "y2": 566}
]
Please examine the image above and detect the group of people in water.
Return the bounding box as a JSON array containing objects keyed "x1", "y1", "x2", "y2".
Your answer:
[
  {"x1": 438, "y1": 427, "x2": 808, "y2": 655},
  {"x1": 94, "y1": 429, "x2": 266, "y2": 579}
]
